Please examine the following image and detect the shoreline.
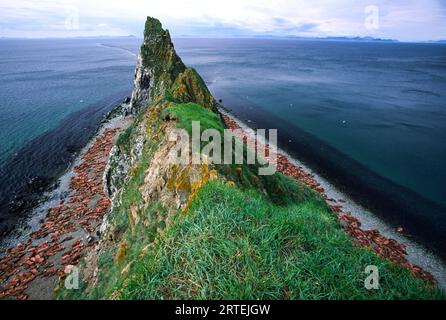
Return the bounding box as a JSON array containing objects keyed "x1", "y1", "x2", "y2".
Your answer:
[
  {"x1": 0, "y1": 92, "x2": 130, "y2": 237},
  {"x1": 0, "y1": 112, "x2": 132, "y2": 299},
  {"x1": 0, "y1": 112, "x2": 129, "y2": 252},
  {"x1": 214, "y1": 89, "x2": 446, "y2": 260},
  {"x1": 219, "y1": 108, "x2": 446, "y2": 290}
]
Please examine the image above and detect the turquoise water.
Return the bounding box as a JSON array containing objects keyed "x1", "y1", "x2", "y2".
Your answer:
[
  {"x1": 0, "y1": 39, "x2": 138, "y2": 166},
  {"x1": 0, "y1": 38, "x2": 139, "y2": 234}
]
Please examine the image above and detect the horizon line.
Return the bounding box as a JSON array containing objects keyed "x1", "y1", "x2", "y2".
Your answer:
[{"x1": 1, "y1": 34, "x2": 446, "y2": 43}]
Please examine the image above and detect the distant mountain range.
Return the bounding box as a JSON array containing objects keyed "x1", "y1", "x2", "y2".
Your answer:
[
  {"x1": 2, "y1": 34, "x2": 446, "y2": 43},
  {"x1": 248, "y1": 35, "x2": 398, "y2": 42},
  {"x1": 174, "y1": 34, "x2": 400, "y2": 42}
]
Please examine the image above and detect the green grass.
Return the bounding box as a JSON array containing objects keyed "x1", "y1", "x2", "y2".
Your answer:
[
  {"x1": 119, "y1": 181, "x2": 444, "y2": 300},
  {"x1": 162, "y1": 102, "x2": 315, "y2": 206},
  {"x1": 162, "y1": 102, "x2": 225, "y2": 134},
  {"x1": 163, "y1": 90, "x2": 181, "y2": 104}
]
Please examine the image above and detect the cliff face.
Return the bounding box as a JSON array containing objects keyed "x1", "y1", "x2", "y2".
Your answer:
[
  {"x1": 105, "y1": 17, "x2": 217, "y2": 201},
  {"x1": 59, "y1": 17, "x2": 443, "y2": 300},
  {"x1": 129, "y1": 17, "x2": 186, "y2": 115}
]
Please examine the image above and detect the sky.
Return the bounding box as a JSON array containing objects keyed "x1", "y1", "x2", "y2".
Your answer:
[{"x1": 1, "y1": 0, "x2": 446, "y2": 41}]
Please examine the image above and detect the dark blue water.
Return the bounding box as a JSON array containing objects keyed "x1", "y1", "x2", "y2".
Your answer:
[
  {"x1": 174, "y1": 38, "x2": 446, "y2": 258},
  {"x1": 0, "y1": 38, "x2": 139, "y2": 235}
]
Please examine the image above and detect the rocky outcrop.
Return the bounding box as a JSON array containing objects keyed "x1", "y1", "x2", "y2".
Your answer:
[
  {"x1": 170, "y1": 68, "x2": 217, "y2": 111},
  {"x1": 129, "y1": 17, "x2": 186, "y2": 115},
  {"x1": 103, "y1": 145, "x2": 131, "y2": 199},
  {"x1": 103, "y1": 118, "x2": 146, "y2": 202},
  {"x1": 104, "y1": 17, "x2": 217, "y2": 203}
]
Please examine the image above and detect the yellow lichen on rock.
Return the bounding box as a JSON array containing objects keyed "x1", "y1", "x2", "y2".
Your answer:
[
  {"x1": 115, "y1": 241, "x2": 128, "y2": 265},
  {"x1": 170, "y1": 68, "x2": 217, "y2": 111},
  {"x1": 174, "y1": 166, "x2": 193, "y2": 193},
  {"x1": 209, "y1": 169, "x2": 218, "y2": 181},
  {"x1": 181, "y1": 163, "x2": 216, "y2": 214},
  {"x1": 226, "y1": 181, "x2": 236, "y2": 187}
]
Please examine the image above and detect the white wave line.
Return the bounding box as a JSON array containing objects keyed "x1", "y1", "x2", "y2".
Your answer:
[{"x1": 96, "y1": 43, "x2": 137, "y2": 57}]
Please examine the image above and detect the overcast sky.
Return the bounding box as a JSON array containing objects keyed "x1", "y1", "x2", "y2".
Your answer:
[{"x1": 1, "y1": 0, "x2": 446, "y2": 41}]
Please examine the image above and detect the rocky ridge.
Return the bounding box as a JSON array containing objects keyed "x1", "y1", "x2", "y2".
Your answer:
[{"x1": 57, "y1": 17, "x2": 444, "y2": 299}]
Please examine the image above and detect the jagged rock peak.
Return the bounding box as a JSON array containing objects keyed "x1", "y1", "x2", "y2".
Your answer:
[
  {"x1": 141, "y1": 17, "x2": 184, "y2": 71},
  {"x1": 130, "y1": 17, "x2": 186, "y2": 114}
]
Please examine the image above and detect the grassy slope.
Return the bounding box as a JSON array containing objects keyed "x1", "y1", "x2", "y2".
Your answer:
[{"x1": 120, "y1": 181, "x2": 443, "y2": 299}]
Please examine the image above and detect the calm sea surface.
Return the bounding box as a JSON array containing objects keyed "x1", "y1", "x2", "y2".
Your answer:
[
  {"x1": 1, "y1": 38, "x2": 445, "y2": 256},
  {"x1": 0, "y1": 38, "x2": 138, "y2": 234}
]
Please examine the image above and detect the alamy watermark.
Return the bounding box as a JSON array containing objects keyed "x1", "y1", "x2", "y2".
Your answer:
[
  {"x1": 64, "y1": 6, "x2": 80, "y2": 30},
  {"x1": 364, "y1": 265, "x2": 380, "y2": 290},
  {"x1": 167, "y1": 121, "x2": 278, "y2": 175},
  {"x1": 64, "y1": 265, "x2": 79, "y2": 290},
  {"x1": 364, "y1": 5, "x2": 380, "y2": 30}
]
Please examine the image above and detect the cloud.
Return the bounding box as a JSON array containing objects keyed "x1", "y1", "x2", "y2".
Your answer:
[{"x1": 0, "y1": 0, "x2": 445, "y2": 40}]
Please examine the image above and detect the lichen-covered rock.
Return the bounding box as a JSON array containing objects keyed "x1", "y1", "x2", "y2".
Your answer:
[
  {"x1": 139, "y1": 126, "x2": 216, "y2": 219},
  {"x1": 103, "y1": 119, "x2": 147, "y2": 201},
  {"x1": 95, "y1": 17, "x2": 222, "y2": 287},
  {"x1": 105, "y1": 17, "x2": 218, "y2": 205},
  {"x1": 103, "y1": 145, "x2": 130, "y2": 199},
  {"x1": 170, "y1": 68, "x2": 217, "y2": 111},
  {"x1": 130, "y1": 17, "x2": 186, "y2": 115}
]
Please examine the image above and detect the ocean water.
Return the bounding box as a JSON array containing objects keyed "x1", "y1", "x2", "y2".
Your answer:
[
  {"x1": 1, "y1": 37, "x2": 445, "y2": 258},
  {"x1": 0, "y1": 38, "x2": 139, "y2": 234},
  {"x1": 174, "y1": 38, "x2": 446, "y2": 257}
]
